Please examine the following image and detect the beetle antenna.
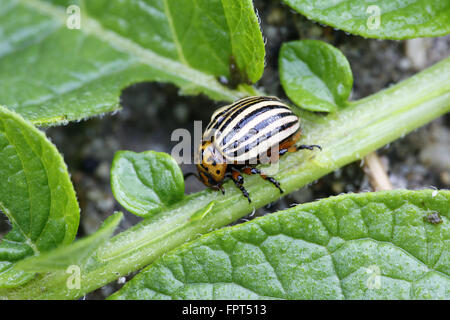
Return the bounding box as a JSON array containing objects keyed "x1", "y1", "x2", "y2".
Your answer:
[{"x1": 184, "y1": 172, "x2": 200, "y2": 181}]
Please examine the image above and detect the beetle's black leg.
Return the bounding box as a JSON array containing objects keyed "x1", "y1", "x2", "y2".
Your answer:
[
  {"x1": 231, "y1": 167, "x2": 251, "y2": 203},
  {"x1": 279, "y1": 148, "x2": 289, "y2": 156},
  {"x1": 296, "y1": 144, "x2": 322, "y2": 151},
  {"x1": 218, "y1": 183, "x2": 225, "y2": 195},
  {"x1": 278, "y1": 144, "x2": 321, "y2": 157},
  {"x1": 233, "y1": 179, "x2": 251, "y2": 203},
  {"x1": 242, "y1": 167, "x2": 284, "y2": 194}
]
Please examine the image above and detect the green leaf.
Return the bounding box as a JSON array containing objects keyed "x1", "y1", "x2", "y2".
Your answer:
[
  {"x1": 111, "y1": 151, "x2": 184, "y2": 218},
  {"x1": 283, "y1": 0, "x2": 450, "y2": 40},
  {"x1": 279, "y1": 40, "x2": 353, "y2": 112},
  {"x1": 109, "y1": 190, "x2": 449, "y2": 300},
  {"x1": 0, "y1": 0, "x2": 264, "y2": 125},
  {"x1": 0, "y1": 105, "x2": 79, "y2": 288},
  {"x1": 15, "y1": 212, "x2": 122, "y2": 272}
]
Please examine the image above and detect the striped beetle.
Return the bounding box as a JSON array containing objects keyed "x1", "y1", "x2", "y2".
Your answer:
[{"x1": 192, "y1": 96, "x2": 321, "y2": 203}]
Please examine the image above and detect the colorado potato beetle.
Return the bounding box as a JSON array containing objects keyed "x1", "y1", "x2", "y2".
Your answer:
[{"x1": 193, "y1": 96, "x2": 321, "y2": 203}]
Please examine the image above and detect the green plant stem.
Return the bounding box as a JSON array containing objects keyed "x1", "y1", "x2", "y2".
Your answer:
[{"x1": 2, "y1": 57, "x2": 449, "y2": 299}]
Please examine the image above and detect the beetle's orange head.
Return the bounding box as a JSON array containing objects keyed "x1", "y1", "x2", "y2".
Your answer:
[{"x1": 196, "y1": 141, "x2": 227, "y2": 187}]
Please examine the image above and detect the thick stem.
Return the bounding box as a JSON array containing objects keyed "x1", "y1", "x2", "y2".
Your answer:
[{"x1": 2, "y1": 57, "x2": 450, "y2": 300}]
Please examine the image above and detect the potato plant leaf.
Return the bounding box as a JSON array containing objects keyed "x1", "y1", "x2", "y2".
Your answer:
[
  {"x1": 15, "y1": 212, "x2": 122, "y2": 272},
  {"x1": 279, "y1": 40, "x2": 353, "y2": 112},
  {"x1": 109, "y1": 190, "x2": 449, "y2": 300},
  {"x1": 111, "y1": 151, "x2": 184, "y2": 218},
  {"x1": 0, "y1": 0, "x2": 264, "y2": 125},
  {"x1": 283, "y1": 0, "x2": 450, "y2": 40},
  {"x1": 0, "y1": 105, "x2": 79, "y2": 288}
]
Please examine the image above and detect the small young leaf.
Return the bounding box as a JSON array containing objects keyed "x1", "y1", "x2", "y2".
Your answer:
[
  {"x1": 15, "y1": 212, "x2": 122, "y2": 272},
  {"x1": 283, "y1": 0, "x2": 450, "y2": 40},
  {"x1": 109, "y1": 190, "x2": 449, "y2": 300},
  {"x1": 279, "y1": 40, "x2": 353, "y2": 112},
  {"x1": 0, "y1": 106, "x2": 79, "y2": 288},
  {"x1": 0, "y1": 0, "x2": 264, "y2": 125},
  {"x1": 222, "y1": 0, "x2": 265, "y2": 84},
  {"x1": 111, "y1": 151, "x2": 184, "y2": 218}
]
